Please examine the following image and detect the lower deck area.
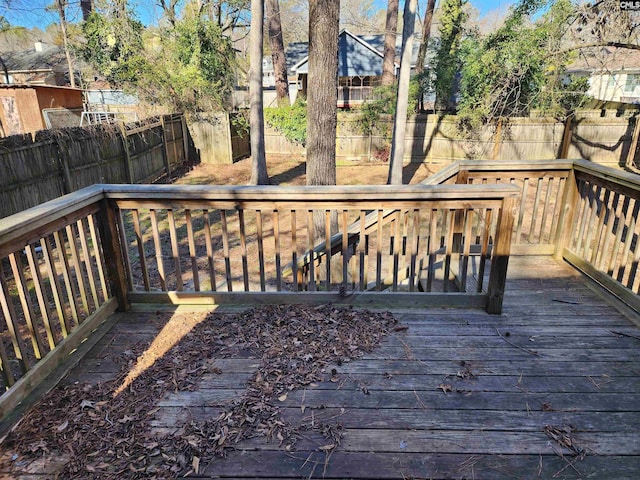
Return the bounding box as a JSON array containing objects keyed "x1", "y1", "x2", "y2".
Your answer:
[{"x1": 1, "y1": 256, "x2": 639, "y2": 479}]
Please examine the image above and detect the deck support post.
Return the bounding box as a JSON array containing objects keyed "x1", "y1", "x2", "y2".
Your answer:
[
  {"x1": 97, "y1": 198, "x2": 130, "y2": 311},
  {"x1": 554, "y1": 166, "x2": 580, "y2": 260},
  {"x1": 486, "y1": 196, "x2": 516, "y2": 314}
]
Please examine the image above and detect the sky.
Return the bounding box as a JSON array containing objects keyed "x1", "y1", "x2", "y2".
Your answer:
[{"x1": 1, "y1": 0, "x2": 517, "y2": 31}]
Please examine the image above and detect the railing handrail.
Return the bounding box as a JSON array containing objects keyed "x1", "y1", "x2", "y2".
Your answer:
[{"x1": 101, "y1": 183, "x2": 521, "y2": 202}]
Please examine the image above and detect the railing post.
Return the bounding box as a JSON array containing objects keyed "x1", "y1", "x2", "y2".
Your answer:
[
  {"x1": 486, "y1": 196, "x2": 516, "y2": 314},
  {"x1": 97, "y1": 198, "x2": 130, "y2": 311},
  {"x1": 554, "y1": 166, "x2": 580, "y2": 260}
]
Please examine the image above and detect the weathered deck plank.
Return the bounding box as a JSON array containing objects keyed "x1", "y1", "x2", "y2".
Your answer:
[{"x1": 2, "y1": 256, "x2": 640, "y2": 479}]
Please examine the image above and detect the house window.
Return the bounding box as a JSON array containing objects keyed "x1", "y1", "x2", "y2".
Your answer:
[
  {"x1": 624, "y1": 74, "x2": 639, "y2": 92},
  {"x1": 607, "y1": 74, "x2": 617, "y2": 88}
]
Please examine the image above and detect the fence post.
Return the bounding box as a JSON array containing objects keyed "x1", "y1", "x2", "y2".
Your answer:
[
  {"x1": 181, "y1": 114, "x2": 190, "y2": 165},
  {"x1": 486, "y1": 196, "x2": 516, "y2": 314},
  {"x1": 558, "y1": 115, "x2": 574, "y2": 159},
  {"x1": 492, "y1": 118, "x2": 503, "y2": 160},
  {"x1": 625, "y1": 116, "x2": 640, "y2": 171},
  {"x1": 119, "y1": 123, "x2": 134, "y2": 184},
  {"x1": 553, "y1": 166, "x2": 580, "y2": 260},
  {"x1": 160, "y1": 115, "x2": 171, "y2": 176},
  {"x1": 96, "y1": 198, "x2": 130, "y2": 311}
]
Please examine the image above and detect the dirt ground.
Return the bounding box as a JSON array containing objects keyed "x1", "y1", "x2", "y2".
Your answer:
[{"x1": 175, "y1": 157, "x2": 437, "y2": 186}]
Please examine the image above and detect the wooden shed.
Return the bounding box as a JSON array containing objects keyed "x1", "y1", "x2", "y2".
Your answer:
[{"x1": 0, "y1": 84, "x2": 83, "y2": 136}]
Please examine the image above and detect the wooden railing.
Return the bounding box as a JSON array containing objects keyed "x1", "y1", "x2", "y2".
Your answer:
[
  {"x1": 0, "y1": 186, "x2": 117, "y2": 421},
  {"x1": 427, "y1": 159, "x2": 640, "y2": 311},
  {"x1": 0, "y1": 183, "x2": 519, "y2": 421},
  {"x1": 104, "y1": 184, "x2": 518, "y2": 313},
  {"x1": 558, "y1": 160, "x2": 640, "y2": 311},
  {"x1": 1, "y1": 160, "x2": 636, "y2": 426}
]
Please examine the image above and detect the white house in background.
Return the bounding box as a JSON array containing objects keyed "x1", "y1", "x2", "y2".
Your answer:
[{"x1": 567, "y1": 47, "x2": 640, "y2": 104}]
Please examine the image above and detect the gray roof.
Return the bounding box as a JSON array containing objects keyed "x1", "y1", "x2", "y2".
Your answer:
[
  {"x1": 2, "y1": 44, "x2": 68, "y2": 73},
  {"x1": 288, "y1": 30, "x2": 424, "y2": 76}
]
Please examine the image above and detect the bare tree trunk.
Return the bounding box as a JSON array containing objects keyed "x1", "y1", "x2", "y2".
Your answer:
[
  {"x1": 266, "y1": 0, "x2": 290, "y2": 107},
  {"x1": 415, "y1": 0, "x2": 436, "y2": 73},
  {"x1": 80, "y1": 0, "x2": 92, "y2": 21},
  {"x1": 308, "y1": 0, "x2": 340, "y2": 284},
  {"x1": 416, "y1": 0, "x2": 436, "y2": 112},
  {"x1": 381, "y1": 0, "x2": 399, "y2": 86},
  {"x1": 249, "y1": 0, "x2": 269, "y2": 184},
  {"x1": 307, "y1": 0, "x2": 339, "y2": 191},
  {"x1": 56, "y1": 0, "x2": 76, "y2": 88},
  {"x1": 387, "y1": 0, "x2": 417, "y2": 185}
]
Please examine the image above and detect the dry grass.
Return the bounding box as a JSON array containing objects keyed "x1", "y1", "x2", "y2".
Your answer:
[{"x1": 175, "y1": 157, "x2": 436, "y2": 187}]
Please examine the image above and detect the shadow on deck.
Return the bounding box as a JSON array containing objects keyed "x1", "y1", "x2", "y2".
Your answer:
[{"x1": 3, "y1": 256, "x2": 639, "y2": 479}]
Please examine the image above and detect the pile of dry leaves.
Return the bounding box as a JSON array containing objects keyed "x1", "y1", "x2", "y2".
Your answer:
[{"x1": 0, "y1": 304, "x2": 395, "y2": 478}]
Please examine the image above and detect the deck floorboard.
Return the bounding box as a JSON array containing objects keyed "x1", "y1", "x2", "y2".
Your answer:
[{"x1": 2, "y1": 256, "x2": 640, "y2": 479}]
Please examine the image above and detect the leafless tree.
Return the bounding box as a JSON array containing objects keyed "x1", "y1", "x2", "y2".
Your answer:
[
  {"x1": 266, "y1": 0, "x2": 289, "y2": 106},
  {"x1": 381, "y1": 0, "x2": 398, "y2": 86},
  {"x1": 387, "y1": 0, "x2": 417, "y2": 185},
  {"x1": 249, "y1": 0, "x2": 269, "y2": 184}
]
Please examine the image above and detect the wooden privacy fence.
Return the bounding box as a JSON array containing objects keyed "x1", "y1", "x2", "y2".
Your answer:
[
  {"x1": 265, "y1": 112, "x2": 640, "y2": 168},
  {"x1": 0, "y1": 113, "x2": 189, "y2": 219}
]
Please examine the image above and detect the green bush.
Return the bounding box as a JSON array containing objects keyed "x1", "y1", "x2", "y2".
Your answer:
[{"x1": 264, "y1": 98, "x2": 307, "y2": 146}]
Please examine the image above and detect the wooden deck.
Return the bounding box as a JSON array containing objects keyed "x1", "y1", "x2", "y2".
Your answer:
[{"x1": 3, "y1": 255, "x2": 637, "y2": 479}]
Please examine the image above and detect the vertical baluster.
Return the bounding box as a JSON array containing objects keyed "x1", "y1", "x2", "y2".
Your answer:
[
  {"x1": 203, "y1": 210, "x2": 217, "y2": 292},
  {"x1": 167, "y1": 209, "x2": 182, "y2": 291},
  {"x1": 616, "y1": 199, "x2": 640, "y2": 283},
  {"x1": 443, "y1": 210, "x2": 455, "y2": 293},
  {"x1": 460, "y1": 209, "x2": 472, "y2": 292},
  {"x1": 274, "y1": 210, "x2": 282, "y2": 291},
  {"x1": 54, "y1": 230, "x2": 80, "y2": 327},
  {"x1": 617, "y1": 200, "x2": 639, "y2": 283},
  {"x1": 538, "y1": 178, "x2": 554, "y2": 243},
  {"x1": 426, "y1": 208, "x2": 438, "y2": 292},
  {"x1": 515, "y1": 178, "x2": 528, "y2": 243},
  {"x1": 575, "y1": 182, "x2": 594, "y2": 254},
  {"x1": 548, "y1": 177, "x2": 565, "y2": 242},
  {"x1": 305, "y1": 211, "x2": 315, "y2": 292},
  {"x1": 291, "y1": 210, "x2": 298, "y2": 291},
  {"x1": 342, "y1": 210, "x2": 349, "y2": 293},
  {"x1": 408, "y1": 209, "x2": 420, "y2": 292},
  {"x1": 185, "y1": 210, "x2": 200, "y2": 291},
  {"x1": 9, "y1": 253, "x2": 45, "y2": 359},
  {"x1": 131, "y1": 210, "x2": 150, "y2": 292},
  {"x1": 238, "y1": 210, "x2": 249, "y2": 292},
  {"x1": 597, "y1": 193, "x2": 619, "y2": 271},
  {"x1": 0, "y1": 318, "x2": 13, "y2": 387},
  {"x1": 88, "y1": 214, "x2": 109, "y2": 302},
  {"x1": 40, "y1": 237, "x2": 70, "y2": 337},
  {"x1": 528, "y1": 178, "x2": 543, "y2": 244},
  {"x1": 77, "y1": 218, "x2": 100, "y2": 306},
  {"x1": 25, "y1": 245, "x2": 57, "y2": 349},
  {"x1": 149, "y1": 209, "x2": 167, "y2": 291},
  {"x1": 220, "y1": 210, "x2": 233, "y2": 292},
  {"x1": 257, "y1": 210, "x2": 266, "y2": 292},
  {"x1": 115, "y1": 209, "x2": 134, "y2": 293},
  {"x1": 477, "y1": 209, "x2": 493, "y2": 293},
  {"x1": 65, "y1": 224, "x2": 90, "y2": 316},
  {"x1": 392, "y1": 210, "x2": 401, "y2": 291},
  {"x1": 591, "y1": 190, "x2": 612, "y2": 266},
  {"x1": 626, "y1": 217, "x2": 640, "y2": 292},
  {"x1": 582, "y1": 186, "x2": 602, "y2": 259},
  {"x1": 607, "y1": 196, "x2": 630, "y2": 276},
  {"x1": 358, "y1": 211, "x2": 366, "y2": 291},
  {"x1": 0, "y1": 269, "x2": 29, "y2": 373},
  {"x1": 325, "y1": 210, "x2": 332, "y2": 289},
  {"x1": 376, "y1": 210, "x2": 383, "y2": 291}
]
